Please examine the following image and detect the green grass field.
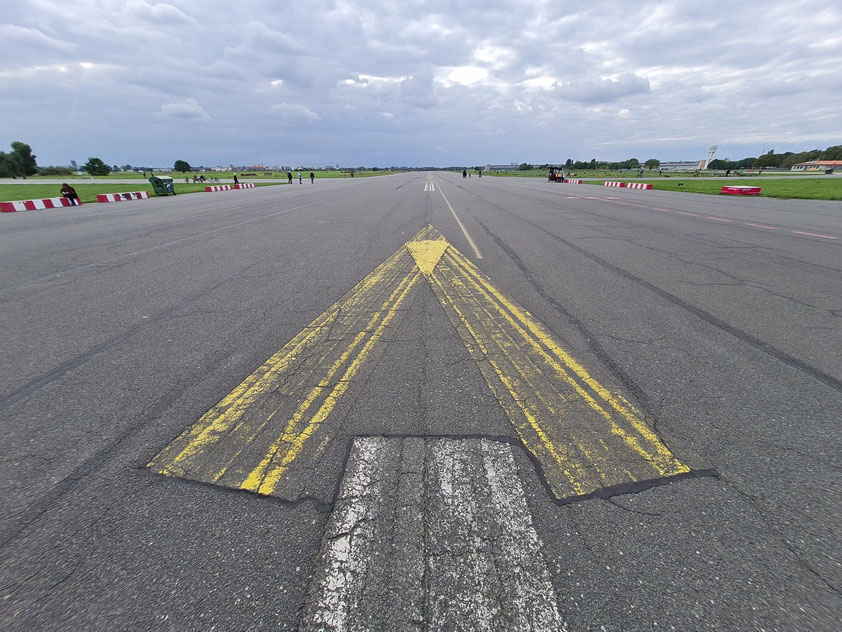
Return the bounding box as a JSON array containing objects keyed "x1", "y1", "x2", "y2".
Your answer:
[
  {"x1": 486, "y1": 169, "x2": 821, "y2": 179},
  {"x1": 0, "y1": 182, "x2": 280, "y2": 205},
  {"x1": 1, "y1": 170, "x2": 400, "y2": 205},
  {"x1": 24, "y1": 169, "x2": 398, "y2": 181},
  {"x1": 582, "y1": 178, "x2": 842, "y2": 200}
]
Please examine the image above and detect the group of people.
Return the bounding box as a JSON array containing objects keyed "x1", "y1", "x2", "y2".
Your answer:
[{"x1": 287, "y1": 171, "x2": 315, "y2": 184}]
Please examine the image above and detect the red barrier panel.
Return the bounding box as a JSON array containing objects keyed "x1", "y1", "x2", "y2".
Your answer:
[
  {"x1": 1, "y1": 197, "x2": 73, "y2": 212},
  {"x1": 97, "y1": 192, "x2": 150, "y2": 203},
  {"x1": 721, "y1": 186, "x2": 761, "y2": 196}
]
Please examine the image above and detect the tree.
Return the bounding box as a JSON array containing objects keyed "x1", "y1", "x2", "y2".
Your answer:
[
  {"x1": 518, "y1": 163, "x2": 533, "y2": 170},
  {"x1": 754, "y1": 151, "x2": 783, "y2": 169},
  {"x1": 821, "y1": 145, "x2": 842, "y2": 160},
  {"x1": 0, "y1": 141, "x2": 38, "y2": 177},
  {"x1": 707, "y1": 159, "x2": 733, "y2": 170},
  {"x1": 0, "y1": 153, "x2": 17, "y2": 177},
  {"x1": 781, "y1": 151, "x2": 820, "y2": 168},
  {"x1": 645, "y1": 159, "x2": 660, "y2": 170},
  {"x1": 82, "y1": 157, "x2": 112, "y2": 176},
  {"x1": 10, "y1": 142, "x2": 38, "y2": 176},
  {"x1": 173, "y1": 160, "x2": 192, "y2": 173}
]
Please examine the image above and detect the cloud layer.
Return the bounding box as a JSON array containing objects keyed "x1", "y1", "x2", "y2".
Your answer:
[{"x1": 2, "y1": 0, "x2": 840, "y2": 167}]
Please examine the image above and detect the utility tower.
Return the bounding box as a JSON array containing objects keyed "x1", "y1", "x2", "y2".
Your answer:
[{"x1": 704, "y1": 146, "x2": 717, "y2": 169}]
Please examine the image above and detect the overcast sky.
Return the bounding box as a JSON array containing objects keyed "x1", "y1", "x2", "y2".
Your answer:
[{"x1": 2, "y1": 0, "x2": 840, "y2": 168}]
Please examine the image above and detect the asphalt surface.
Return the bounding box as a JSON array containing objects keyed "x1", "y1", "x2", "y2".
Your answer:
[{"x1": 1, "y1": 173, "x2": 840, "y2": 631}]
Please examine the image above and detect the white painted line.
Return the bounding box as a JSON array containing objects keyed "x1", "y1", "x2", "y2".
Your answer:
[
  {"x1": 302, "y1": 437, "x2": 564, "y2": 631},
  {"x1": 437, "y1": 185, "x2": 483, "y2": 259},
  {"x1": 791, "y1": 230, "x2": 838, "y2": 240},
  {"x1": 428, "y1": 439, "x2": 565, "y2": 631},
  {"x1": 744, "y1": 222, "x2": 778, "y2": 230}
]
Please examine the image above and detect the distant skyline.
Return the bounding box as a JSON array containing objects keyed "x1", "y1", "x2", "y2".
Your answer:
[{"x1": 3, "y1": 1, "x2": 840, "y2": 168}]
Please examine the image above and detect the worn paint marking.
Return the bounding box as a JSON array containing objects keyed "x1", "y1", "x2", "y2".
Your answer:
[
  {"x1": 301, "y1": 438, "x2": 566, "y2": 631},
  {"x1": 149, "y1": 225, "x2": 691, "y2": 502}
]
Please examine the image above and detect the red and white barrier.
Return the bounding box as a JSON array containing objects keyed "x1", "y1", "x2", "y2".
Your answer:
[
  {"x1": 234, "y1": 183, "x2": 255, "y2": 189},
  {"x1": 721, "y1": 186, "x2": 761, "y2": 196},
  {"x1": 1, "y1": 197, "x2": 73, "y2": 213},
  {"x1": 563, "y1": 179, "x2": 583, "y2": 184},
  {"x1": 205, "y1": 185, "x2": 232, "y2": 192},
  {"x1": 603, "y1": 181, "x2": 653, "y2": 190},
  {"x1": 97, "y1": 191, "x2": 150, "y2": 203}
]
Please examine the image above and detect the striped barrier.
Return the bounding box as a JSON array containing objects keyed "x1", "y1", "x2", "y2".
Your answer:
[
  {"x1": 205, "y1": 185, "x2": 232, "y2": 192},
  {"x1": 604, "y1": 181, "x2": 626, "y2": 188},
  {"x1": 234, "y1": 183, "x2": 255, "y2": 189},
  {"x1": 1, "y1": 197, "x2": 73, "y2": 213},
  {"x1": 562, "y1": 179, "x2": 583, "y2": 184},
  {"x1": 626, "y1": 183, "x2": 653, "y2": 190},
  {"x1": 721, "y1": 186, "x2": 761, "y2": 196},
  {"x1": 97, "y1": 191, "x2": 150, "y2": 203}
]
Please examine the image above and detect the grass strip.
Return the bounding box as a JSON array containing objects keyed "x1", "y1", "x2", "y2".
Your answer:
[
  {"x1": 0, "y1": 182, "x2": 282, "y2": 205},
  {"x1": 582, "y1": 178, "x2": 842, "y2": 201}
]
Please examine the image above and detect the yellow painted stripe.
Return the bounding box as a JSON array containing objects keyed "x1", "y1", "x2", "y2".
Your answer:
[
  {"x1": 450, "y1": 251, "x2": 688, "y2": 476},
  {"x1": 445, "y1": 250, "x2": 688, "y2": 478},
  {"x1": 149, "y1": 224, "x2": 691, "y2": 504},
  {"x1": 416, "y1": 234, "x2": 689, "y2": 500},
  {"x1": 241, "y1": 270, "x2": 422, "y2": 495},
  {"x1": 150, "y1": 245, "x2": 410, "y2": 478},
  {"x1": 148, "y1": 226, "x2": 435, "y2": 498}
]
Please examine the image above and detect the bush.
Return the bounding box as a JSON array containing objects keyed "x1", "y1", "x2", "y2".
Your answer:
[{"x1": 39, "y1": 166, "x2": 75, "y2": 176}]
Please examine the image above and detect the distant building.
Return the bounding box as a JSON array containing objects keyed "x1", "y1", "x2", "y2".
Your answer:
[
  {"x1": 659, "y1": 161, "x2": 705, "y2": 171},
  {"x1": 791, "y1": 160, "x2": 842, "y2": 172},
  {"x1": 484, "y1": 163, "x2": 519, "y2": 171}
]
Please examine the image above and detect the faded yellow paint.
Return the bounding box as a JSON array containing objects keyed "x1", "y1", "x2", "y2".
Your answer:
[
  {"x1": 241, "y1": 270, "x2": 421, "y2": 495},
  {"x1": 148, "y1": 224, "x2": 691, "y2": 503},
  {"x1": 405, "y1": 239, "x2": 449, "y2": 276}
]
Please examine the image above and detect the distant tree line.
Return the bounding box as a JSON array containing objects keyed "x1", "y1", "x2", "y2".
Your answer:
[{"x1": 709, "y1": 145, "x2": 842, "y2": 170}]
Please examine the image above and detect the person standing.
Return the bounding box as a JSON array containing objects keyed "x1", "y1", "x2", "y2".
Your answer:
[
  {"x1": 309, "y1": 171, "x2": 315, "y2": 183},
  {"x1": 233, "y1": 174, "x2": 239, "y2": 186},
  {"x1": 298, "y1": 171, "x2": 302, "y2": 184},
  {"x1": 287, "y1": 171, "x2": 293, "y2": 184},
  {"x1": 60, "y1": 183, "x2": 80, "y2": 205}
]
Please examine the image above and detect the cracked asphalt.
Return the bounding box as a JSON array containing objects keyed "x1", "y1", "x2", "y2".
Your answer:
[{"x1": 1, "y1": 172, "x2": 840, "y2": 630}]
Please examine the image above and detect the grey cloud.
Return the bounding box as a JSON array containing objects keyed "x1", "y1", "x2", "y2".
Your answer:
[
  {"x1": 553, "y1": 73, "x2": 651, "y2": 104},
  {"x1": 159, "y1": 98, "x2": 210, "y2": 120},
  {"x1": 130, "y1": 2, "x2": 198, "y2": 26},
  {"x1": 400, "y1": 69, "x2": 438, "y2": 109},
  {"x1": 0, "y1": 24, "x2": 76, "y2": 61},
  {"x1": 2, "y1": 0, "x2": 840, "y2": 167},
  {"x1": 270, "y1": 103, "x2": 320, "y2": 122}
]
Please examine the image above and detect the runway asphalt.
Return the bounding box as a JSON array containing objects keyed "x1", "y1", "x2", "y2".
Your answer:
[{"x1": 1, "y1": 172, "x2": 840, "y2": 630}]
